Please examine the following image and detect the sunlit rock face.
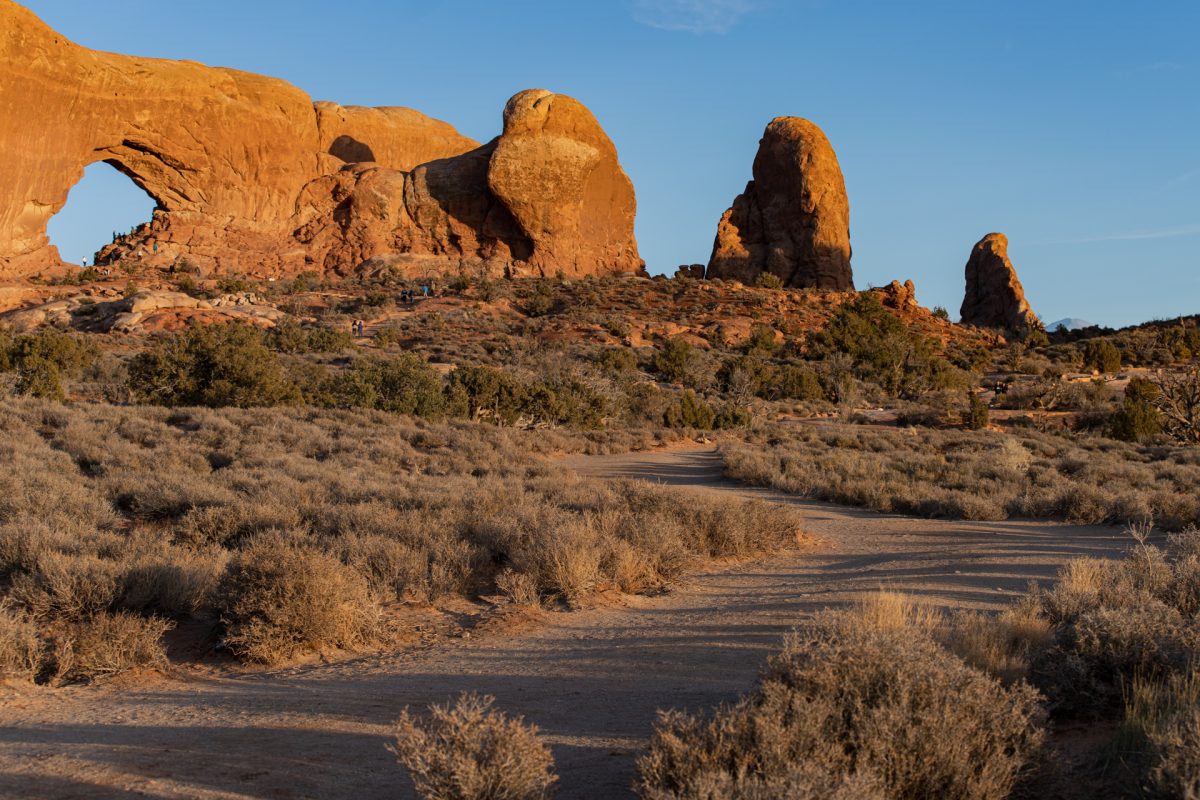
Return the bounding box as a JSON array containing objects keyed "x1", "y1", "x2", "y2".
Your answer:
[
  {"x1": 707, "y1": 117, "x2": 854, "y2": 290},
  {"x1": 0, "y1": 2, "x2": 641, "y2": 280}
]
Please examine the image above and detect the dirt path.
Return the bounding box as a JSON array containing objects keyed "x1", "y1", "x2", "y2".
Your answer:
[{"x1": 0, "y1": 448, "x2": 1129, "y2": 800}]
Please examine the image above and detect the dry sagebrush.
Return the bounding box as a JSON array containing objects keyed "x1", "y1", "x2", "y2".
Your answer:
[
  {"x1": 0, "y1": 398, "x2": 801, "y2": 676},
  {"x1": 934, "y1": 527, "x2": 1200, "y2": 795},
  {"x1": 638, "y1": 595, "x2": 1046, "y2": 800},
  {"x1": 392, "y1": 693, "x2": 557, "y2": 800},
  {"x1": 724, "y1": 423, "x2": 1200, "y2": 529}
]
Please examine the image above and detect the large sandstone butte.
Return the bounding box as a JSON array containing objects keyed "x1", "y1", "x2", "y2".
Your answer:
[
  {"x1": 707, "y1": 117, "x2": 853, "y2": 290},
  {"x1": 959, "y1": 233, "x2": 1040, "y2": 333},
  {"x1": 0, "y1": 1, "x2": 640, "y2": 280}
]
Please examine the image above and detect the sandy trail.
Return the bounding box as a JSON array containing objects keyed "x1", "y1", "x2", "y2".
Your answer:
[{"x1": 0, "y1": 447, "x2": 1129, "y2": 800}]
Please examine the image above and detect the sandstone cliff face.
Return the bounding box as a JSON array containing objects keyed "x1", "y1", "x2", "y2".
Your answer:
[
  {"x1": 314, "y1": 102, "x2": 479, "y2": 172},
  {"x1": 707, "y1": 117, "x2": 853, "y2": 290},
  {"x1": 293, "y1": 90, "x2": 642, "y2": 278},
  {"x1": 487, "y1": 90, "x2": 640, "y2": 277},
  {"x1": 0, "y1": 1, "x2": 640, "y2": 280},
  {"x1": 959, "y1": 233, "x2": 1040, "y2": 333}
]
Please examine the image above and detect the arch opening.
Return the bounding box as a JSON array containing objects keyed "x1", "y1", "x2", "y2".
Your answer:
[{"x1": 46, "y1": 161, "x2": 159, "y2": 268}]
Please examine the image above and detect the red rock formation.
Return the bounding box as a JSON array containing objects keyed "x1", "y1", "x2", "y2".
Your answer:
[
  {"x1": 294, "y1": 90, "x2": 642, "y2": 278},
  {"x1": 707, "y1": 117, "x2": 853, "y2": 290},
  {"x1": 315, "y1": 102, "x2": 477, "y2": 172},
  {"x1": 959, "y1": 233, "x2": 1040, "y2": 332},
  {"x1": 0, "y1": 1, "x2": 641, "y2": 280},
  {"x1": 880, "y1": 279, "x2": 919, "y2": 311},
  {"x1": 487, "y1": 90, "x2": 640, "y2": 277}
]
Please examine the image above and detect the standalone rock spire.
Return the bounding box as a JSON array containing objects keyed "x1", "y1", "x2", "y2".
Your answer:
[
  {"x1": 959, "y1": 233, "x2": 1040, "y2": 332},
  {"x1": 0, "y1": 1, "x2": 641, "y2": 279},
  {"x1": 706, "y1": 117, "x2": 853, "y2": 290}
]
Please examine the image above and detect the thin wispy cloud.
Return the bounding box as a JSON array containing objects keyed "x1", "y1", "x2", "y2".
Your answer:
[
  {"x1": 631, "y1": 0, "x2": 759, "y2": 34},
  {"x1": 1035, "y1": 223, "x2": 1200, "y2": 245},
  {"x1": 1164, "y1": 166, "x2": 1200, "y2": 189}
]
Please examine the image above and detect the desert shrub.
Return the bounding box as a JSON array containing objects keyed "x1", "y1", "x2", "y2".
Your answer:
[
  {"x1": 723, "y1": 424, "x2": 1200, "y2": 530},
  {"x1": 1119, "y1": 674, "x2": 1200, "y2": 799},
  {"x1": 1154, "y1": 367, "x2": 1200, "y2": 445},
  {"x1": 444, "y1": 365, "x2": 605, "y2": 428},
  {"x1": 754, "y1": 272, "x2": 784, "y2": 289},
  {"x1": 119, "y1": 546, "x2": 228, "y2": 617},
  {"x1": 523, "y1": 280, "x2": 559, "y2": 318},
  {"x1": 128, "y1": 322, "x2": 301, "y2": 408},
  {"x1": 717, "y1": 354, "x2": 772, "y2": 404},
  {"x1": 662, "y1": 390, "x2": 715, "y2": 430},
  {"x1": 966, "y1": 392, "x2": 990, "y2": 430},
  {"x1": 602, "y1": 315, "x2": 632, "y2": 338},
  {"x1": 494, "y1": 569, "x2": 541, "y2": 607},
  {"x1": 215, "y1": 276, "x2": 253, "y2": 295},
  {"x1": 812, "y1": 292, "x2": 948, "y2": 399},
  {"x1": 52, "y1": 611, "x2": 171, "y2": 683},
  {"x1": 775, "y1": 364, "x2": 825, "y2": 402},
  {"x1": 10, "y1": 552, "x2": 122, "y2": 621},
  {"x1": 943, "y1": 603, "x2": 1054, "y2": 687},
  {"x1": 744, "y1": 324, "x2": 778, "y2": 354},
  {"x1": 638, "y1": 603, "x2": 1045, "y2": 800},
  {"x1": 392, "y1": 692, "x2": 557, "y2": 800},
  {"x1": 1028, "y1": 531, "x2": 1200, "y2": 715},
  {"x1": 713, "y1": 404, "x2": 752, "y2": 430},
  {"x1": 216, "y1": 536, "x2": 379, "y2": 664},
  {"x1": 0, "y1": 601, "x2": 42, "y2": 680},
  {"x1": 285, "y1": 270, "x2": 320, "y2": 294},
  {"x1": 597, "y1": 347, "x2": 637, "y2": 376},
  {"x1": 13, "y1": 356, "x2": 65, "y2": 400},
  {"x1": 448, "y1": 365, "x2": 529, "y2": 425},
  {"x1": 1083, "y1": 339, "x2": 1122, "y2": 373},
  {"x1": 655, "y1": 337, "x2": 695, "y2": 384},
  {"x1": 1107, "y1": 376, "x2": 1163, "y2": 442},
  {"x1": 266, "y1": 317, "x2": 353, "y2": 354},
  {"x1": 323, "y1": 356, "x2": 447, "y2": 418},
  {"x1": 374, "y1": 325, "x2": 404, "y2": 347},
  {"x1": 5, "y1": 329, "x2": 97, "y2": 399}
]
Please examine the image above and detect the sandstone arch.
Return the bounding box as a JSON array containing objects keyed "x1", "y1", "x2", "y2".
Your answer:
[
  {"x1": 0, "y1": 0, "x2": 642, "y2": 280},
  {"x1": 48, "y1": 160, "x2": 160, "y2": 264}
]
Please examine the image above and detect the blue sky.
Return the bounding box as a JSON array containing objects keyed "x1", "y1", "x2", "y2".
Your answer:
[{"x1": 32, "y1": 0, "x2": 1199, "y2": 328}]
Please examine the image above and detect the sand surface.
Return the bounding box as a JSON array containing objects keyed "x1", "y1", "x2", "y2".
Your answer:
[{"x1": 0, "y1": 447, "x2": 1130, "y2": 799}]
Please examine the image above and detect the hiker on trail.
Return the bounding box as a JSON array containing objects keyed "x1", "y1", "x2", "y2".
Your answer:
[
  {"x1": 81, "y1": 257, "x2": 87, "y2": 268},
  {"x1": 421, "y1": 285, "x2": 429, "y2": 298}
]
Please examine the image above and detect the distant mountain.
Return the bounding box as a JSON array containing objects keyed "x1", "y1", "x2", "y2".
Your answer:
[{"x1": 1048, "y1": 318, "x2": 1095, "y2": 332}]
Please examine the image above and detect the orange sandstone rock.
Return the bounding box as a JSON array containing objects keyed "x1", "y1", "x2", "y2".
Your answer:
[
  {"x1": 707, "y1": 117, "x2": 853, "y2": 290},
  {"x1": 960, "y1": 233, "x2": 1040, "y2": 333},
  {"x1": 0, "y1": 2, "x2": 640, "y2": 281}
]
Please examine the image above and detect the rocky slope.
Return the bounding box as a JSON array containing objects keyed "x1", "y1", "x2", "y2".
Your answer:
[{"x1": 707, "y1": 117, "x2": 854, "y2": 290}]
